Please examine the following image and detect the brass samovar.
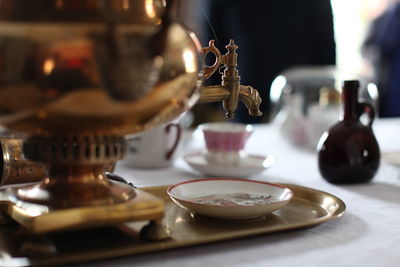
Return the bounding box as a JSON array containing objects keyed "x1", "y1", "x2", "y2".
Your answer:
[{"x1": 0, "y1": 0, "x2": 262, "y2": 237}]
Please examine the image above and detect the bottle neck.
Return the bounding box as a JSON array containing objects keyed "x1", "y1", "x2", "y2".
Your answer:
[{"x1": 341, "y1": 85, "x2": 359, "y2": 121}]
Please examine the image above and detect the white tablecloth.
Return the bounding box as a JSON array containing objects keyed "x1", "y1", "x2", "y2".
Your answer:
[{"x1": 81, "y1": 119, "x2": 400, "y2": 267}]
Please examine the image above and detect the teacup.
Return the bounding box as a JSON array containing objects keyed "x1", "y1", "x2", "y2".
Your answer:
[
  {"x1": 200, "y1": 122, "x2": 253, "y2": 165},
  {"x1": 123, "y1": 123, "x2": 182, "y2": 168}
]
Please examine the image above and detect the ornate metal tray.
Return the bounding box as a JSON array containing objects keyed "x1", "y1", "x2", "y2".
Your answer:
[{"x1": 0, "y1": 183, "x2": 345, "y2": 266}]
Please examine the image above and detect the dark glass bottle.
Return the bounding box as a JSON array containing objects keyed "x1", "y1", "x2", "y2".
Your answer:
[{"x1": 317, "y1": 80, "x2": 380, "y2": 184}]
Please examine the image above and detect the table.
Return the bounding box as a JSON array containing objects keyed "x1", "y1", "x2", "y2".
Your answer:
[{"x1": 79, "y1": 119, "x2": 400, "y2": 267}]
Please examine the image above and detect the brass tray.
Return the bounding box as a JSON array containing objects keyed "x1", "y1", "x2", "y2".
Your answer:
[{"x1": 0, "y1": 183, "x2": 345, "y2": 266}]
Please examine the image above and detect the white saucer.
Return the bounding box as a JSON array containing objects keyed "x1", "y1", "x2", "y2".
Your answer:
[
  {"x1": 168, "y1": 178, "x2": 293, "y2": 220},
  {"x1": 184, "y1": 152, "x2": 274, "y2": 177}
]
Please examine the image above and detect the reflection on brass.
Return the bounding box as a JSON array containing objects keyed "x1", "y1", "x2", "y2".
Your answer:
[
  {"x1": 200, "y1": 40, "x2": 263, "y2": 118},
  {"x1": 0, "y1": 138, "x2": 47, "y2": 185},
  {"x1": 20, "y1": 235, "x2": 57, "y2": 258},
  {"x1": 0, "y1": 184, "x2": 345, "y2": 266},
  {"x1": 0, "y1": 0, "x2": 201, "y2": 136},
  {"x1": 0, "y1": 0, "x2": 263, "y2": 233}
]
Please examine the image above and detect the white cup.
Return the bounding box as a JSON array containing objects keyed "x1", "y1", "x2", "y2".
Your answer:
[{"x1": 123, "y1": 123, "x2": 182, "y2": 168}]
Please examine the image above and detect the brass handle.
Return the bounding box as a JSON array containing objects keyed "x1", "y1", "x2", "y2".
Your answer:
[
  {"x1": 202, "y1": 40, "x2": 223, "y2": 79},
  {"x1": 0, "y1": 138, "x2": 47, "y2": 185}
]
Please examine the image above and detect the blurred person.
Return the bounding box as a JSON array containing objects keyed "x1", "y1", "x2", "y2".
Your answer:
[{"x1": 363, "y1": 1, "x2": 400, "y2": 117}]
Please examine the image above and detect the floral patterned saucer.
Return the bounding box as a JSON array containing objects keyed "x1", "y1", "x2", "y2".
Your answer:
[{"x1": 167, "y1": 178, "x2": 293, "y2": 220}]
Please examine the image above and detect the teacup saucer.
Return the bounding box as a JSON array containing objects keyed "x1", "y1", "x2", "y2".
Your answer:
[{"x1": 184, "y1": 152, "x2": 274, "y2": 177}]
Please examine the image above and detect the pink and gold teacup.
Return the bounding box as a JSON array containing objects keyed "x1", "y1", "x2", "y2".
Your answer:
[{"x1": 200, "y1": 122, "x2": 253, "y2": 165}]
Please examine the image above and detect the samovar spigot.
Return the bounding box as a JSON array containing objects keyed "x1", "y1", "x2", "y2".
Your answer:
[{"x1": 199, "y1": 39, "x2": 262, "y2": 119}]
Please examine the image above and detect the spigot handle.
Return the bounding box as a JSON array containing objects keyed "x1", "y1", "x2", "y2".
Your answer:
[{"x1": 202, "y1": 40, "x2": 223, "y2": 79}]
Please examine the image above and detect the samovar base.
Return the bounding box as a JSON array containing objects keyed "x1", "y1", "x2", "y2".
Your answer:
[{"x1": 0, "y1": 135, "x2": 167, "y2": 236}]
